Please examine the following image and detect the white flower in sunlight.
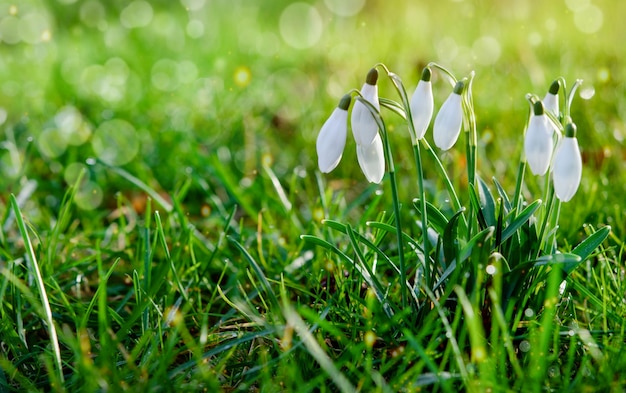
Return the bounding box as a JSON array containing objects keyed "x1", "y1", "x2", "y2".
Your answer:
[
  {"x1": 356, "y1": 133, "x2": 385, "y2": 184},
  {"x1": 316, "y1": 94, "x2": 351, "y2": 173},
  {"x1": 433, "y1": 80, "x2": 464, "y2": 150},
  {"x1": 543, "y1": 79, "x2": 560, "y2": 118},
  {"x1": 524, "y1": 101, "x2": 555, "y2": 176},
  {"x1": 351, "y1": 68, "x2": 380, "y2": 146},
  {"x1": 409, "y1": 67, "x2": 434, "y2": 141},
  {"x1": 552, "y1": 123, "x2": 582, "y2": 202}
]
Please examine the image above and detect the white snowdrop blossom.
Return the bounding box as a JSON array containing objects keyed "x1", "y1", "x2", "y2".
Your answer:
[
  {"x1": 542, "y1": 80, "x2": 560, "y2": 118},
  {"x1": 552, "y1": 123, "x2": 582, "y2": 202},
  {"x1": 524, "y1": 101, "x2": 554, "y2": 176},
  {"x1": 433, "y1": 80, "x2": 464, "y2": 150},
  {"x1": 351, "y1": 68, "x2": 380, "y2": 146},
  {"x1": 409, "y1": 67, "x2": 434, "y2": 141},
  {"x1": 316, "y1": 94, "x2": 351, "y2": 173},
  {"x1": 356, "y1": 132, "x2": 385, "y2": 184}
]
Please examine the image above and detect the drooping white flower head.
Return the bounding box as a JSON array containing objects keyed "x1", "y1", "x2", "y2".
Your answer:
[
  {"x1": 542, "y1": 80, "x2": 560, "y2": 119},
  {"x1": 409, "y1": 67, "x2": 434, "y2": 141},
  {"x1": 356, "y1": 133, "x2": 385, "y2": 184},
  {"x1": 316, "y1": 94, "x2": 351, "y2": 173},
  {"x1": 351, "y1": 68, "x2": 380, "y2": 146},
  {"x1": 552, "y1": 122, "x2": 582, "y2": 202},
  {"x1": 433, "y1": 80, "x2": 464, "y2": 150},
  {"x1": 524, "y1": 101, "x2": 555, "y2": 176}
]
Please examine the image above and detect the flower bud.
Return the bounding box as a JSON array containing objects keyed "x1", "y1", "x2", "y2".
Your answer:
[
  {"x1": 409, "y1": 67, "x2": 434, "y2": 141},
  {"x1": 524, "y1": 101, "x2": 554, "y2": 176},
  {"x1": 316, "y1": 94, "x2": 351, "y2": 173},
  {"x1": 356, "y1": 133, "x2": 385, "y2": 183},
  {"x1": 433, "y1": 80, "x2": 464, "y2": 150},
  {"x1": 351, "y1": 68, "x2": 380, "y2": 146},
  {"x1": 552, "y1": 123, "x2": 582, "y2": 202}
]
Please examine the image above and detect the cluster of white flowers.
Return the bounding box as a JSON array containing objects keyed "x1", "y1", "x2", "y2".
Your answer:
[
  {"x1": 316, "y1": 68, "x2": 385, "y2": 183},
  {"x1": 316, "y1": 67, "x2": 583, "y2": 202},
  {"x1": 523, "y1": 81, "x2": 582, "y2": 202},
  {"x1": 316, "y1": 66, "x2": 467, "y2": 184}
]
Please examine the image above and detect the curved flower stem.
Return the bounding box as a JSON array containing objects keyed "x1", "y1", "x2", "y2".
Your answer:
[
  {"x1": 463, "y1": 72, "x2": 477, "y2": 187},
  {"x1": 427, "y1": 62, "x2": 458, "y2": 87},
  {"x1": 536, "y1": 175, "x2": 555, "y2": 258},
  {"x1": 375, "y1": 64, "x2": 433, "y2": 290},
  {"x1": 354, "y1": 94, "x2": 407, "y2": 309}
]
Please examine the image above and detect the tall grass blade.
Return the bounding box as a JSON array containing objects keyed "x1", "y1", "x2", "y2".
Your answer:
[{"x1": 9, "y1": 194, "x2": 64, "y2": 386}]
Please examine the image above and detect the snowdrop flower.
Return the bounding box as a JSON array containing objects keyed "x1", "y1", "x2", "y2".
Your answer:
[
  {"x1": 552, "y1": 122, "x2": 582, "y2": 202},
  {"x1": 542, "y1": 80, "x2": 560, "y2": 118},
  {"x1": 524, "y1": 101, "x2": 555, "y2": 176},
  {"x1": 409, "y1": 67, "x2": 434, "y2": 141},
  {"x1": 433, "y1": 80, "x2": 464, "y2": 150},
  {"x1": 351, "y1": 68, "x2": 380, "y2": 146},
  {"x1": 356, "y1": 133, "x2": 385, "y2": 184},
  {"x1": 316, "y1": 94, "x2": 351, "y2": 173}
]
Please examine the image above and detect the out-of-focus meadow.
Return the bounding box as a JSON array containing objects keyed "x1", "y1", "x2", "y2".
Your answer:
[{"x1": 1, "y1": 1, "x2": 624, "y2": 224}]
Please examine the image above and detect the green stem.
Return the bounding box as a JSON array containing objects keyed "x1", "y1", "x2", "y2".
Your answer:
[
  {"x1": 412, "y1": 143, "x2": 431, "y2": 289},
  {"x1": 355, "y1": 95, "x2": 407, "y2": 309}
]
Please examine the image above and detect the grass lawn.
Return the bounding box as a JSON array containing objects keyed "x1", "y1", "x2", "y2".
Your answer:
[{"x1": 1, "y1": 0, "x2": 625, "y2": 391}]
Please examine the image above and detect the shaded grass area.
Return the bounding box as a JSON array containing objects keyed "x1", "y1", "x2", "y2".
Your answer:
[{"x1": 1, "y1": 0, "x2": 626, "y2": 391}]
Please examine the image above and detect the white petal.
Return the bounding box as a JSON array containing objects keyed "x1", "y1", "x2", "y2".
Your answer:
[
  {"x1": 409, "y1": 80, "x2": 434, "y2": 141},
  {"x1": 524, "y1": 114, "x2": 554, "y2": 176},
  {"x1": 356, "y1": 133, "x2": 385, "y2": 184},
  {"x1": 543, "y1": 92, "x2": 559, "y2": 118},
  {"x1": 351, "y1": 83, "x2": 380, "y2": 146},
  {"x1": 433, "y1": 93, "x2": 463, "y2": 150},
  {"x1": 552, "y1": 137, "x2": 582, "y2": 202},
  {"x1": 316, "y1": 107, "x2": 348, "y2": 173}
]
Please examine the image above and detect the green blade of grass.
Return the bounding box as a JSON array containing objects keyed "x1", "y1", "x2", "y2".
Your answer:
[{"x1": 9, "y1": 194, "x2": 64, "y2": 386}]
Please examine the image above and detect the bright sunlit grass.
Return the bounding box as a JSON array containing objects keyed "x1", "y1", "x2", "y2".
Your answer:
[{"x1": 1, "y1": 1, "x2": 625, "y2": 392}]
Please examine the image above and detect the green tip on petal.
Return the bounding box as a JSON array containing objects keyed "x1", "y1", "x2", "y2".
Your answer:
[
  {"x1": 420, "y1": 67, "x2": 432, "y2": 82},
  {"x1": 366, "y1": 68, "x2": 379, "y2": 85},
  {"x1": 533, "y1": 100, "x2": 544, "y2": 116},
  {"x1": 338, "y1": 94, "x2": 351, "y2": 110},
  {"x1": 565, "y1": 122, "x2": 577, "y2": 138},
  {"x1": 453, "y1": 80, "x2": 464, "y2": 95},
  {"x1": 549, "y1": 79, "x2": 560, "y2": 95}
]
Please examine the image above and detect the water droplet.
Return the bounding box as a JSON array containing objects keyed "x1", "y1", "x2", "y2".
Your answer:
[
  {"x1": 519, "y1": 340, "x2": 531, "y2": 352},
  {"x1": 524, "y1": 308, "x2": 535, "y2": 318},
  {"x1": 486, "y1": 265, "x2": 496, "y2": 275}
]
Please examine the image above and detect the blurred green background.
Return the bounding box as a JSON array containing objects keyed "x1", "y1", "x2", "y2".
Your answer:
[{"x1": 0, "y1": 0, "x2": 624, "y2": 235}]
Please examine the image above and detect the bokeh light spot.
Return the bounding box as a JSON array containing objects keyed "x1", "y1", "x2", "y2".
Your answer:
[
  {"x1": 75, "y1": 181, "x2": 104, "y2": 210},
  {"x1": 279, "y1": 3, "x2": 323, "y2": 49},
  {"x1": 64, "y1": 162, "x2": 87, "y2": 185},
  {"x1": 80, "y1": 0, "x2": 107, "y2": 29},
  {"x1": 92, "y1": 119, "x2": 139, "y2": 166},
  {"x1": 186, "y1": 20, "x2": 204, "y2": 38},
  {"x1": 0, "y1": 16, "x2": 21, "y2": 44},
  {"x1": 120, "y1": 1, "x2": 154, "y2": 29},
  {"x1": 323, "y1": 0, "x2": 365, "y2": 17},
  {"x1": 151, "y1": 59, "x2": 181, "y2": 91},
  {"x1": 234, "y1": 66, "x2": 251, "y2": 88},
  {"x1": 180, "y1": 0, "x2": 206, "y2": 11},
  {"x1": 38, "y1": 128, "x2": 68, "y2": 159},
  {"x1": 20, "y1": 12, "x2": 50, "y2": 44},
  {"x1": 55, "y1": 106, "x2": 92, "y2": 146},
  {"x1": 573, "y1": 5, "x2": 603, "y2": 34},
  {"x1": 472, "y1": 36, "x2": 501, "y2": 65}
]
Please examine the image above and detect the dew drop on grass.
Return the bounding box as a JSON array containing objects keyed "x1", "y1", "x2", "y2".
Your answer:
[
  {"x1": 524, "y1": 308, "x2": 535, "y2": 318},
  {"x1": 486, "y1": 265, "x2": 496, "y2": 275},
  {"x1": 519, "y1": 340, "x2": 531, "y2": 352}
]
